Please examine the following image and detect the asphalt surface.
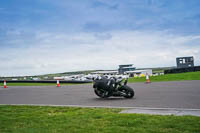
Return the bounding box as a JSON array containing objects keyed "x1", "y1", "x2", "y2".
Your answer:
[{"x1": 0, "y1": 80, "x2": 200, "y2": 109}]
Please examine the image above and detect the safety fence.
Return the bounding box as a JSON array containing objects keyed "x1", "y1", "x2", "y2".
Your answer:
[
  {"x1": 164, "y1": 66, "x2": 200, "y2": 74},
  {"x1": 0, "y1": 80, "x2": 92, "y2": 84}
]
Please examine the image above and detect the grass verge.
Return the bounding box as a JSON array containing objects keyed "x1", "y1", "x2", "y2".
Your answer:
[
  {"x1": 128, "y1": 71, "x2": 200, "y2": 83},
  {"x1": 0, "y1": 105, "x2": 200, "y2": 133}
]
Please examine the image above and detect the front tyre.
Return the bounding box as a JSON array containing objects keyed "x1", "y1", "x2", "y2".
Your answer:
[{"x1": 120, "y1": 85, "x2": 134, "y2": 98}]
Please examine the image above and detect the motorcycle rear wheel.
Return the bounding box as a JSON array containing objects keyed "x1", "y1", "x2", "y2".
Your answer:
[{"x1": 94, "y1": 89, "x2": 110, "y2": 98}]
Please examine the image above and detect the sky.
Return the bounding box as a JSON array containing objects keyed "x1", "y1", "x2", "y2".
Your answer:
[{"x1": 0, "y1": 0, "x2": 200, "y2": 76}]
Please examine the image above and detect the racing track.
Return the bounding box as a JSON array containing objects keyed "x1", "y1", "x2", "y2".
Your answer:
[{"x1": 0, "y1": 80, "x2": 200, "y2": 109}]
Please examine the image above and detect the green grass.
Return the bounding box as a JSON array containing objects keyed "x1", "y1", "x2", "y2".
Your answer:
[
  {"x1": 0, "y1": 105, "x2": 199, "y2": 133},
  {"x1": 0, "y1": 82, "x2": 88, "y2": 86},
  {"x1": 128, "y1": 71, "x2": 200, "y2": 83}
]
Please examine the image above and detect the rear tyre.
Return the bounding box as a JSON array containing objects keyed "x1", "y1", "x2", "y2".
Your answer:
[{"x1": 94, "y1": 89, "x2": 110, "y2": 98}]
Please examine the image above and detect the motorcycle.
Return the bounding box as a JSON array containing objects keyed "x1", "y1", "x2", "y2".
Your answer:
[{"x1": 93, "y1": 75, "x2": 135, "y2": 98}]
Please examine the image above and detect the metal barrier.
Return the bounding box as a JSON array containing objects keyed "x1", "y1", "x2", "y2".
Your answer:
[
  {"x1": 0, "y1": 80, "x2": 92, "y2": 84},
  {"x1": 164, "y1": 66, "x2": 200, "y2": 74}
]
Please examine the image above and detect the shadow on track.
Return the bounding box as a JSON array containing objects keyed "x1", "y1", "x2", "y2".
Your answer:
[{"x1": 92, "y1": 97, "x2": 136, "y2": 101}]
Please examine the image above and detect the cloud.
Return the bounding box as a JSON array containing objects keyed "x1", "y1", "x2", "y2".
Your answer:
[
  {"x1": 94, "y1": 33, "x2": 112, "y2": 40},
  {"x1": 0, "y1": 30, "x2": 200, "y2": 76},
  {"x1": 91, "y1": 1, "x2": 119, "y2": 10},
  {"x1": 1, "y1": 0, "x2": 200, "y2": 76},
  {"x1": 83, "y1": 22, "x2": 104, "y2": 32},
  {"x1": 1, "y1": 0, "x2": 200, "y2": 35}
]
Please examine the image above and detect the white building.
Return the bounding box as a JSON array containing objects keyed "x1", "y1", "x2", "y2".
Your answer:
[
  {"x1": 91, "y1": 70, "x2": 118, "y2": 75},
  {"x1": 53, "y1": 77, "x2": 64, "y2": 80},
  {"x1": 33, "y1": 77, "x2": 40, "y2": 80},
  {"x1": 126, "y1": 69, "x2": 152, "y2": 77}
]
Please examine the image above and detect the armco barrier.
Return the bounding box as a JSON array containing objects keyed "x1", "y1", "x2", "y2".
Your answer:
[
  {"x1": 0, "y1": 80, "x2": 92, "y2": 84},
  {"x1": 164, "y1": 66, "x2": 200, "y2": 74}
]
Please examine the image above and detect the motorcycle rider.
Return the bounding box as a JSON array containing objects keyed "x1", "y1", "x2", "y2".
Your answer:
[{"x1": 93, "y1": 75, "x2": 134, "y2": 98}]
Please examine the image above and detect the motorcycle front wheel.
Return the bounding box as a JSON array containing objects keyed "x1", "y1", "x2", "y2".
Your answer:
[{"x1": 120, "y1": 85, "x2": 134, "y2": 98}]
